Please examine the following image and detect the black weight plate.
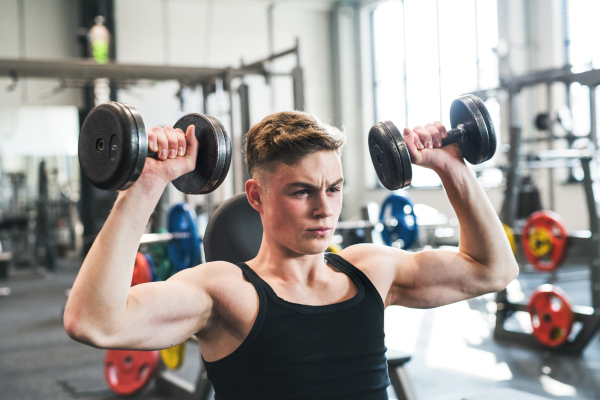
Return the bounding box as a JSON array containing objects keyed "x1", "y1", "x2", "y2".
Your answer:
[
  {"x1": 466, "y1": 95, "x2": 497, "y2": 162},
  {"x1": 368, "y1": 121, "x2": 411, "y2": 190},
  {"x1": 172, "y1": 114, "x2": 229, "y2": 194},
  {"x1": 449, "y1": 96, "x2": 489, "y2": 165},
  {"x1": 382, "y1": 121, "x2": 412, "y2": 188},
  {"x1": 78, "y1": 102, "x2": 146, "y2": 191},
  {"x1": 205, "y1": 116, "x2": 231, "y2": 190}
]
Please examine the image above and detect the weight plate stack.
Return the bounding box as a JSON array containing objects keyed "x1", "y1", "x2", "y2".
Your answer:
[
  {"x1": 379, "y1": 193, "x2": 418, "y2": 249},
  {"x1": 172, "y1": 114, "x2": 232, "y2": 194},
  {"x1": 167, "y1": 203, "x2": 200, "y2": 272},
  {"x1": 449, "y1": 96, "x2": 491, "y2": 165},
  {"x1": 368, "y1": 121, "x2": 412, "y2": 190},
  {"x1": 79, "y1": 102, "x2": 147, "y2": 191}
]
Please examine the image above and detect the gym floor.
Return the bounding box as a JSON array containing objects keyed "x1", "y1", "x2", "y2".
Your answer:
[{"x1": 0, "y1": 258, "x2": 598, "y2": 400}]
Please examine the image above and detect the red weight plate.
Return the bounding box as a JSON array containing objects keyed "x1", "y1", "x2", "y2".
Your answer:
[
  {"x1": 527, "y1": 285, "x2": 574, "y2": 348},
  {"x1": 104, "y1": 349, "x2": 159, "y2": 396},
  {"x1": 132, "y1": 252, "x2": 151, "y2": 287},
  {"x1": 521, "y1": 210, "x2": 568, "y2": 272}
]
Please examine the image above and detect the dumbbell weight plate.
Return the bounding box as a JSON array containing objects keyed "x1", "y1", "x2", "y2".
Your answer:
[
  {"x1": 79, "y1": 102, "x2": 231, "y2": 194},
  {"x1": 368, "y1": 121, "x2": 412, "y2": 190},
  {"x1": 448, "y1": 95, "x2": 491, "y2": 165},
  {"x1": 79, "y1": 102, "x2": 147, "y2": 191},
  {"x1": 172, "y1": 114, "x2": 231, "y2": 194},
  {"x1": 466, "y1": 95, "x2": 497, "y2": 162}
]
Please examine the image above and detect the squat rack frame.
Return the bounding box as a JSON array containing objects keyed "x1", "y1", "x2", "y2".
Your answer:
[{"x1": 473, "y1": 66, "x2": 600, "y2": 354}]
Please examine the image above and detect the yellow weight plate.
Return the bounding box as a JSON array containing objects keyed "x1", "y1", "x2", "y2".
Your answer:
[
  {"x1": 528, "y1": 227, "x2": 552, "y2": 258},
  {"x1": 327, "y1": 243, "x2": 343, "y2": 254},
  {"x1": 502, "y1": 223, "x2": 516, "y2": 256},
  {"x1": 160, "y1": 342, "x2": 186, "y2": 370}
]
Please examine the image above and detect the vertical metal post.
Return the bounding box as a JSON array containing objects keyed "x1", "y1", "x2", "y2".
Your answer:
[
  {"x1": 547, "y1": 82, "x2": 555, "y2": 211},
  {"x1": 502, "y1": 91, "x2": 522, "y2": 227},
  {"x1": 580, "y1": 157, "x2": 600, "y2": 310},
  {"x1": 590, "y1": 85, "x2": 598, "y2": 146},
  {"x1": 292, "y1": 66, "x2": 305, "y2": 111},
  {"x1": 238, "y1": 82, "x2": 251, "y2": 185},
  {"x1": 226, "y1": 72, "x2": 240, "y2": 195}
]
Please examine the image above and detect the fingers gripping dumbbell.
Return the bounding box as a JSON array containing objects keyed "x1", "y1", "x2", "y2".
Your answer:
[
  {"x1": 78, "y1": 102, "x2": 231, "y2": 193},
  {"x1": 368, "y1": 94, "x2": 497, "y2": 190}
]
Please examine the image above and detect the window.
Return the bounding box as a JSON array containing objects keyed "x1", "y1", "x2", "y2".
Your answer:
[
  {"x1": 567, "y1": 0, "x2": 600, "y2": 141},
  {"x1": 371, "y1": 0, "x2": 499, "y2": 187}
]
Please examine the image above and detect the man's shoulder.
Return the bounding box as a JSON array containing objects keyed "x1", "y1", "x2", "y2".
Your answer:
[
  {"x1": 336, "y1": 243, "x2": 411, "y2": 284},
  {"x1": 171, "y1": 260, "x2": 249, "y2": 292},
  {"x1": 337, "y1": 243, "x2": 388, "y2": 268}
]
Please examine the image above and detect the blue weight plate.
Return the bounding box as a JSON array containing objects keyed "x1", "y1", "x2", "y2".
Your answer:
[
  {"x1": 379, "y1": 193, "x2": 418, "y2": 249},
  {"x1": 168, "y1": 203, "x2": 201, "y2": 272},
  {"x1": 144, "y1": 253, "x2": 158, "y2": 282}
]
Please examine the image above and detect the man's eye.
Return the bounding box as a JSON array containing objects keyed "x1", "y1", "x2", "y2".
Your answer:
[{"x1": 295, "y1": 190, "x2": 309, "y2": 195}]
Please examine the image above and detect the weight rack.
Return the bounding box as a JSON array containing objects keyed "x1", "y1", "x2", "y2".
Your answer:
[{"x1": 494, "y1": 150, "x2": 600, "y2": 354}]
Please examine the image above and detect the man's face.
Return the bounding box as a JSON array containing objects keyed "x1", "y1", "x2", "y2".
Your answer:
[{"x1": 258, "y1": 150, "x2": 343, "y2": 256}]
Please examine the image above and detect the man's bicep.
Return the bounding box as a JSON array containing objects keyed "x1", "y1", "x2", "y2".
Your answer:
[
  {"x1": 391, "y1": 249, "x2": 490, "y2": 308},
  {"x1": 113, "y1": 269, "x2": 214, "y2": 350}
]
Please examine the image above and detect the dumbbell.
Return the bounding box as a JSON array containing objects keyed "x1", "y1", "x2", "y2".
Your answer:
[
  {"x1": 368, "y1": 94, "x2": 497, "y2": 190},
  {"x1": 78, "y1": 102, "x2": 231, "y2": 194}
]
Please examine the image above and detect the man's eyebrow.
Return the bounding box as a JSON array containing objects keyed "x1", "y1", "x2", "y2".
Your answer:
[{"x1": 286, "y1": 178, "x2": 344, "y2": 190}]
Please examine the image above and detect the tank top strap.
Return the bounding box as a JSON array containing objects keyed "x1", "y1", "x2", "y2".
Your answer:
[
  {"x1": 325, "y1": 253, "x2": 385, "y2": 311},
  {"x1": 235, "y1": 262, "x2": 269, "y2": 302}
]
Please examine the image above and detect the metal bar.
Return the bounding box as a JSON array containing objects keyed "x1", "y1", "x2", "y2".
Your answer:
[
  {"x1": 501, "y1": 92, "x2": 522, "y2": 226},
  {"x1": 140, "y1": 232, "x2": 190, "y2": 244},
  {"x1": 292, "y1": 66, "x2": 305, "y2": 111},
  {"x1": 238, "y1": 82, "x2": 251, "y2": 185},
  {"x1": 0, "y1": 57, "x2": 261, "y2": 83},
  {"x1": 590, "y1": 85, "x2": 598, "y2": 146},
  {"x1": 471, "y1": 66, "x2": 600, "y2": 95},
  {"x1": 547, "y1": 82, "x2": 555, "y2": 211},
  {"x1": 242, "y1": 46, "x2": 298, "y2": 71},
  {"x1": 580, "y1": 158, "x2": 599, "y2": 234}
]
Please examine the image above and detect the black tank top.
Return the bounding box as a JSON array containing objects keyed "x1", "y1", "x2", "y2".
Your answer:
[{"x1": 203, "y1": 253, "x2": 390, "y2": 399}]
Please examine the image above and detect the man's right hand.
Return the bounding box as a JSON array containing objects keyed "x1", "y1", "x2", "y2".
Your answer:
[{"x1": 132, "y1": 125, "x2": 199, "y2": 191}]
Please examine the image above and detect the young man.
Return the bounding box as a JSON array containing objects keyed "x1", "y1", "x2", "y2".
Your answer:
[{"x1": 65, "y1": 111, "x2": 518, "y2": 399}]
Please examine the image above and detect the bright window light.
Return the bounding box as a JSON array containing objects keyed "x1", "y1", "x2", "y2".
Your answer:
[{"x1": 371, "y1": 0, "x2": 499, "y2": 188}]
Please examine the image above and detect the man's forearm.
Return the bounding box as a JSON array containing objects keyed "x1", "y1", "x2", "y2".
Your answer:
[
  {"x1": 435, "y1": 160, "x2": 518, "y2": 285},
  {"x1": 64, "y1": 181, "x2": 167, "y2": 343}
]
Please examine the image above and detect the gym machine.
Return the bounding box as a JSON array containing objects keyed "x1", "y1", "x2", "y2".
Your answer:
[
  {"x1": 494, "y1": 149, "x2": 600, "y2": 354},
  {"x1": 471, "y1": 66, "x2": 600, "y2": 354}
]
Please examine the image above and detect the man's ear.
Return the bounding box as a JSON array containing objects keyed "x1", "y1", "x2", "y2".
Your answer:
[{"x1": 245, "y1": 179, "x2": 263, "y2": 213}]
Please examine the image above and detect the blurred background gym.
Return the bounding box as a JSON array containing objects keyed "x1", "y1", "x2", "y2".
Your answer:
[{"x1": 0, "y1": 0, "x2": 599, "y2": 399}]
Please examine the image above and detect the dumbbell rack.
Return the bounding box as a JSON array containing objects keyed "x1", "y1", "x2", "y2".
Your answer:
[{"x1": 494, "y1": 152, "x2": 600, "y2": 354}]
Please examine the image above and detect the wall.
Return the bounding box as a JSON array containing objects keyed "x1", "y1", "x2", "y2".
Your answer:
[
  {"x1": 114, "y1": 0, "x2": 336, "y2": 210},
  {"x1": 0, "y1": 0, "x2": 83, "y2": 206}
]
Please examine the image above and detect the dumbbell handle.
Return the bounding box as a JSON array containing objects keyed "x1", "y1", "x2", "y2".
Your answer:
[
  {"x1": 96, "y1": 138, "x2": 164, "y2": 160},
  {"x1": 441, "y1": 124, "x2": 468, "y2": 147}
]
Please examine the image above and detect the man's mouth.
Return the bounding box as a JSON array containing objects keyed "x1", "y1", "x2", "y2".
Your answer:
[{"x1": 307, "y1": 227, "x2": 331, "y2": 236}]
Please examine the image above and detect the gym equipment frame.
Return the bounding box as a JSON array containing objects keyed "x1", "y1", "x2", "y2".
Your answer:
[{"x1": 494, "y1": 151, "x2": 600, "y2": 354}]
